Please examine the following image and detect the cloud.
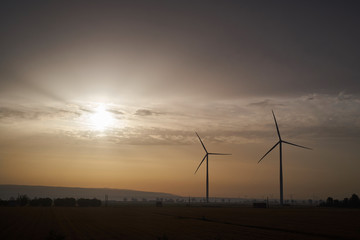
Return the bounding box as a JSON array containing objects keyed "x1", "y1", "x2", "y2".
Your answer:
[
  {"x1": 0, "y1": 105, "x2": 81, "y2": 123},
  {"x1": 79, "y1": 107, "x2": 95, "y2": 113},
  {"x1": 107, "y1": 109, "x2": 124, "y2": 115},
  {"x1": 248, "y1": 99, "x2": 284, "y2": 109},
  {"x1": 59, "y1": 127, "x2": 195, "y2": 145},
  {"x1": 2, "y1": 92, "x2": 360, "y2": 145},
  {"x1": 57, "y1": 124, "x2": 278, "y2": 146},
  {"x1": 337, "y1": 91, "x2": 355, "y2": 101},
  {"x1": 48, "y1": 109, "x2": 81, "y2": 119},
  {"x1": 134, "y1": 109, "x2": 161, "y2": 116},
  {"x1": 0, "y1": 107, "x2": 27, "y2": 119}
]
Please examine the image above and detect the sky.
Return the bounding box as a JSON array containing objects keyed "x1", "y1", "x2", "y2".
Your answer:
[{"x1": 0, "y1": 0, "x2": 360, "y2": 200}]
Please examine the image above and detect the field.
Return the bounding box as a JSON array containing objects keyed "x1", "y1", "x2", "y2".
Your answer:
[{"x1": 1, "y1": 206, "x2": 359, "y2": 240}]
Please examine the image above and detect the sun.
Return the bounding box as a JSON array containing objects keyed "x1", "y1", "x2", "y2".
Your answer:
[{"x1": 89, "y1": 104, "x2": 114, "y2": 131}]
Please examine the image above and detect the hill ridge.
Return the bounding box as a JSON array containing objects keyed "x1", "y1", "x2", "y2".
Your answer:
[{"x1": 0, "y1": 184, "x2": 180, "y2": 201}]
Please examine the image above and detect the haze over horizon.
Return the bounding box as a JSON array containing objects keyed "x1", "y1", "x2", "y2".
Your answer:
[{"x1": 1, "y1": 1, "x2": 359, "y2": 200}]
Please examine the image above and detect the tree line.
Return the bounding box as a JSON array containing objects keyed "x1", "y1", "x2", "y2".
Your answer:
[
  {"x1": 319, "y1": 193, "x2": 360, "y2": 208},
  {"x1": 0, "y1": 195, "x2": 101, "y2": 207}
]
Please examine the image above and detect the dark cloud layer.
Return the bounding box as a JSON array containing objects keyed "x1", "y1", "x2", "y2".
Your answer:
[
  {"x1": 1, "y1": 1, "x2": 360, "y2": 101},
  {"x1": 0, "y1": 106, "x2": 80, "y2": 122}
]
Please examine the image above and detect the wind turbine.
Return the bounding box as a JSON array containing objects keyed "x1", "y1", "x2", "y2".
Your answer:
[
  {"x1": 195, "y1": 132, "x2": 231, "y2": 203},
  {"x1": 258, "y1": 110, "x2": 312, "y2": 206}
]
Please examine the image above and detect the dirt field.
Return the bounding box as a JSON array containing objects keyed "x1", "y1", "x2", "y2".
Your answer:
[{"x1": 0, "y1": 206, "x2": 359, "y2": 240}]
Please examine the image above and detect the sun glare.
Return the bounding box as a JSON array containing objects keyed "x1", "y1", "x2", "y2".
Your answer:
[{"x1": 89, "y1": 104, "x2": 114, "y2": 131}]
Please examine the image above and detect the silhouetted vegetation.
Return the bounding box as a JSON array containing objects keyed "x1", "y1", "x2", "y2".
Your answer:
[
  {"x1": 0, "y1": 195, "x2": 30, "y2": 206},
  {"x1": 320, "y1": 193, "x2": 360, "y2": 208},
  {"x1": 17, "y1": 194, "x2": 30, "y2": 206},
  {"x1": 30, "y1": 198, "x2": 52, "y2": 207},
  {"x1": 77, "y1": 198, "x2": 101, "y2": 207},
  {"x1": 0, "y1": 196, "x2": 103, "y2": 207},
  {"x1": 54, "y1": 198, "x2": 76, "y2": 207}
]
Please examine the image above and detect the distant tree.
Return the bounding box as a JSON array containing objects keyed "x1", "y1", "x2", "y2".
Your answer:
[
  {"x1": 349, "y1": 194, "x2": 360, "y2": 208},
  {"x1": 17, "y1": 195, "x2": 29, "y2": 206},
  {"x1": 77, "y1": 198, "x2": 101, "y2": 207},
  {"x1": 7, "y1": 197, "x2": 17, "y2": 207},
  {"x1": 41, "y1": 198, "x2": 52, "y2": 206},
  {"x1": 30, "y1": 198, "x2": 52, "y2": 207},
  {"x1": 77, "y1": 198, "x2": 88, "y2": 207},
  {"x1": 0, "y1": 199, "x2": 7, "y2": 206},
  {"x1": 30, "y1": 198, "x2": 40, "y2": 206},
  {"x1": 326, "y1": 197, "x2": 334, "y2": 207},
  {"x1": 333, "y1": 199, "x2": 340, "y2": 207},
  {"x1": 92, "y1": 198, "x2": 101, "y2": 207},
  {"x1": 320, "y1": 194, "x2": 360, "y2": 208},
  {"x1": 54, "y1": 198, "x2": 76, "y2": 207}
]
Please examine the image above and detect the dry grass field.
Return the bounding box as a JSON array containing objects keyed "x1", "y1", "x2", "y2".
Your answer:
[{"x1": 0, "y1": 206, "x2": 359, "y2": 240}]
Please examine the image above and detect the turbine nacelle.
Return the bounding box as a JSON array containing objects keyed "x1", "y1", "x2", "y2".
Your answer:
[
  {"x1": 258, "y1": 140, "x2": 312, "y2": 164},
  {"x1": 194, "y1": 132, "x2": 231, "y2": 174}
]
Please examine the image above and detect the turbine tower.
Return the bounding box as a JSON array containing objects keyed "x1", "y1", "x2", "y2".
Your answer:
[
  {"x1": 195, "y1": 132, "x2": 231, "y2": 203},
  {"x1": 258, "y1": 110, "x2": 312, "y2": 206}
]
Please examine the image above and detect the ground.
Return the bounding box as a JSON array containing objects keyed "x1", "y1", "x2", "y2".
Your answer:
[{"x1": 0, "y1": 206, "x2": 359, "y2": 240}]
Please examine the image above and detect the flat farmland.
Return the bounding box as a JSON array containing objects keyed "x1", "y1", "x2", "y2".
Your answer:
[{"x1": 0, "y1": 206, "x2": 359, "y2": 240}]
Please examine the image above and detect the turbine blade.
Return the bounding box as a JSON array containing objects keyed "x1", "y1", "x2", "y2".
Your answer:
[
  {"x1": 258, "y1": 141, "x2": 280, "y2": 163},
  {"x1": 194, "y1": 154, "x2": 207, "y2": 174},
  {"x1": 282, "y1": 140, "x2": 312, "y2": 150},
  {"x1": 195, "y1": 132, "x2": 208, "y2": 153},
  {"x1": 272, "y1": 110, "x2": 281, "y2": 140},
  {"x1": 210, "y1": 153, "x2": 232, "y2": 156}
]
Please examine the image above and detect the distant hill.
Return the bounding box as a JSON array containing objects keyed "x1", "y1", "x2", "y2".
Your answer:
[{"x1": 0, "y1": 185, "x2": 180, "y2": 201}]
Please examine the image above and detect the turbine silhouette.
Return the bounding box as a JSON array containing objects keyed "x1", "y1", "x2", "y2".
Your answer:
[
  {"x1": 195, "y1": 132, "x2": 231, "y2": 203},
  {"x1": 258, "y1": 110, "x2": 312, "y2": 206}
]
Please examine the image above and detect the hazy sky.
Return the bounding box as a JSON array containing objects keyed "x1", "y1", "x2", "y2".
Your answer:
[{"x1": 1, "y1": 0, "x2": 359, "y2": 200}]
